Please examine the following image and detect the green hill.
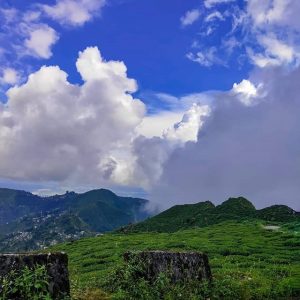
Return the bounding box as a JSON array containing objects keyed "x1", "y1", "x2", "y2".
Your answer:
[
  {"x1": 0, "y1": 188, "x2": 150, "y2": 251},
  {"x1": 68, "y1": 189, "x2": 148, "y2": 232},
  {"x1": 121, "y1": 197, "x2": 299, "y2": 233},
  {"x1": 257, "y1": 205, "x2": 299, "y2": 222}
]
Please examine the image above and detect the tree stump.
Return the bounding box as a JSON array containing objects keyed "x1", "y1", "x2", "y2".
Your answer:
[
  {"x1": 124, "y1": 251, "x2": 212, "y2": 283},
  {"x1": 0, "y1": 252, "x2": 70, "y2": 299}
]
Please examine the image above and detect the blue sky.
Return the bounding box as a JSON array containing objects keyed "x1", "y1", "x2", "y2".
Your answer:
[
  {"x1": 1, "y1": 0, "x2": 300, "y2": 210},
  {"x1": 1, "y1": 0, "x2": 250, "y2": 99}
]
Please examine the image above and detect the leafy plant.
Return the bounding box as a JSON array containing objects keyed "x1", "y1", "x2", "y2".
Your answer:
[{"x1": 0, "y1": 265, "x2": 51, "y2": 300}]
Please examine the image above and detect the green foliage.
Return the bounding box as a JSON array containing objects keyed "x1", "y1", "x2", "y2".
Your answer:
[
  {"x1": 122, "y1": 197, "x2": 299, "y2": 233},
  {"x1": 69, "y1": 189, "x2": 148, "y2": 232},
  {"x1": 0, "y1": 265, "x2": 51, "y2": 300},
  {"x1": 105, "y1": 261, "x2": 211, "y2": 300},
  {"x1": 51, "y1": 220, "x2": 300, "y2": 299},
  {"x1": 103, "y1": 255, "x2": 294, "y2": 300},
  {"x1": 257, "y1": 205, "x2": 298, "y2": 222}
]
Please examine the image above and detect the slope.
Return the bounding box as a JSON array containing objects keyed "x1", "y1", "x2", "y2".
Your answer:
[{"x1": 122, "y1": 197, "x2": 299, "y2": 233}]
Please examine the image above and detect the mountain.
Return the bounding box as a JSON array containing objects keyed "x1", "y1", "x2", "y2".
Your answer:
[
  {"x1": 120, "y1": 197, "x2": 299, "y2": 233},
  {"x1": 257, "y1": 205, "x2": 299, "y2": 222},
  {"x1": 0, "y1": 188, "x2": 75, "y2": 225},
  {"x1": 0, "y1": 188, "x2": 150, "y2": 251},
  {"x1": 0, "y1": 212, "x2": 92, "y2": 252}
]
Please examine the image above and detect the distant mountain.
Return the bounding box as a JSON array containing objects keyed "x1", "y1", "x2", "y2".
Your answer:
[
  {"x1": 0, "y1": 212, "x2": 92, "y2": 252},
  {"x1": 257, "y1": 205, "x2": 299, "y2": 222},
  {"x1": 120, "y1": 197, "x2": 299, "y2": 233},
  {"x1": 0, "y1": 188, "x2": 150, "y2": 251}
]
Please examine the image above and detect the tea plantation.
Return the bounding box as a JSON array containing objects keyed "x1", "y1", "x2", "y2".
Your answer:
[{"x1": 51, "y1": 220, "x2": 300, "y2": 299}]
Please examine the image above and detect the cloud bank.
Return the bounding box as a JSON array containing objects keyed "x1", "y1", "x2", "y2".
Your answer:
[
  {"x1": 0, "y1": 47, "x2": 206, "y2": 191},
  {"x1": 1, "y1": 45, "x2": 300, "y2": 211},
  {"x1": 150, "y1": 67, "x2": 300, "y2": 211}
]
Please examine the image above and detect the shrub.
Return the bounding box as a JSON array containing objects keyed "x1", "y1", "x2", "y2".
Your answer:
[
  {"x1": 103, "y1": 258, "x2": 295, "y2": 300},
  {"x1": 0, "y1": 265, "x2": 51, "y2": 300}
]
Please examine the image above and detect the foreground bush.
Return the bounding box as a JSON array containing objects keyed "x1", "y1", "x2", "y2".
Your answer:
[
  {"x1": 0, "y1": 265, "x2": 51, "y2": 300},
  {"x1": 103, "y1": 258, "x2": 295, "y2": 300}
]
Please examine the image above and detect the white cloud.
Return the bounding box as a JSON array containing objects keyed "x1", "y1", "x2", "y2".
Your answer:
[
  {"x1": 23, "y1": 11, "x2": 41, "y2": 23},
  {"x1": 0, "y1": 7, "x2": 18, "y2": 23},
  {"x1": 137, "y1": 111, "x2": 184, "y2": 138},
  {"x1": 186, "y1": 0, "x2": 300, "y2": 69},
  {"x1": 0, "y1": 68, "x2": 19, "y2": 85},
  {"x1": 232, "y1": 79, "x2": 263, "y2": 106},
  {"x1": 0, "y1": 47, "x2": 145, "y2": 186},
  {"x1": 180, "y1": 9, "x2": 201, "y2": 27},
  {"x1": 0, "y1": 0, "x2": 106, "y2": 91},
  {"x1": 24, "y1": 25, "x2": 59, "y2": 59},
  {"x1": 245, "y1": 0, "x2": 300, "y2": 68},
  {"x1": 247, "y1": 0, "x2": 300, "y2": 30},
  {"x1": 247, "y1": 35, "x2": 299, "y2": 68},
  {"x1": 0, "y1": 5, "x2": 59, "y2": 62},
  {"x1": 150, "y1": 67, "x2": 300, "y2": 211},
  {"x1": 163, "y1": 104, "x2": 210, "y2": 143},
  {"x1": 138, "y1": 104, "x2": 210, "y2": 143},
  {"x1": 259, "y1": 35, "x2": 297, "y2": 65},
  {"x1": 137, "y1": 91, "x2": 213, "y2": 139},
  {"x1": 0, "y1": 46, "x2": 205, "y2": 190},
  {"x1": 205, "y1": 11, "x2": 225, "y2": 22},
  {"x1": 187, "y1": 47, "x2": 223, "y2": 67},
  {"x1": 204, "y1": 0, "x2": 235, "y2": 9},
  {"x1": 43, "y1": 0, "x2": 106, "y2": 26}
]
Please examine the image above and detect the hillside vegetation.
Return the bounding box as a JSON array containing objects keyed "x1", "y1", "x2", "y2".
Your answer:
[
  {"x1": 51, "y1": 220, "x2": 300, "y2": 299},
  {"x1": 120, "y1": 197, "x2": 300, "y2": 233},
  {"x1": 0, "y1": 188, "x2": 150, "y2": 252}
]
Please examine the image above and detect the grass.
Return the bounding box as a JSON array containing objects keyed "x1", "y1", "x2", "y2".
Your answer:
[{"x1": 49, "y1": 220, "x2": 300, "y2": 299}]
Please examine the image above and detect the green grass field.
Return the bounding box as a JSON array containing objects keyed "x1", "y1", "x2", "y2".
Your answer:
[{"x1": 50, "y1": 220, "x2": 300, "y2": 299}]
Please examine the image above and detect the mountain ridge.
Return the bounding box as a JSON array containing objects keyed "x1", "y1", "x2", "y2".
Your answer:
[
  {"x1": 120, "y1": 196, "x2": 299, "y2": 233},
  {"x1": 0, "y1": 187, "x2": 150, "y2": 251}
]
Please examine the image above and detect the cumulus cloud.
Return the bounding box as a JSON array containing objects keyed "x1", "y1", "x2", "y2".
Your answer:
[
  {"x1": 0, "y1": 46, "x2": 205, "y2": 190},
  {"x1": 163, "y1": 104, "x2": 210, "y2": 143},
  {"x1": 43, "y1": 0, "x2": 106, "y2": 26},
  {"x1": 24, "y1": 25, "x2": 59, "y2": 59},
  {"x1": 0, "y1": 47, "x2": 144, "y2": 185},
  {"x1": 0, "y1": 68, "x2": 19, "y2": 85},
  {"x1": 180, "y1": 9, "x2": 201, "y2": 27},
  {"x1": 232, "y1": 79, "x2": 264, "y2": 106},
  {"x1": 137, "y1": 92, "x2": 212, "y2": 139},
  {"x1": 149, "y1": 66, "x2": 300, "y2": 211},
  {"x1": 1, "y1": 45, "x2": 299, "y2": 211}
]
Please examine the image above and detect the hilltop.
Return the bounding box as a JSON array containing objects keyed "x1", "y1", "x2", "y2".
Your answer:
[{"x1": 120, "y1": 197, "x2": 299, "y2": 233}]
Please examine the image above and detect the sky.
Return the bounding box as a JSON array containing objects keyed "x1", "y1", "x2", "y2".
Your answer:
[{"x1": 0, "y1": 0, "x2": 300, "y2": 210}]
